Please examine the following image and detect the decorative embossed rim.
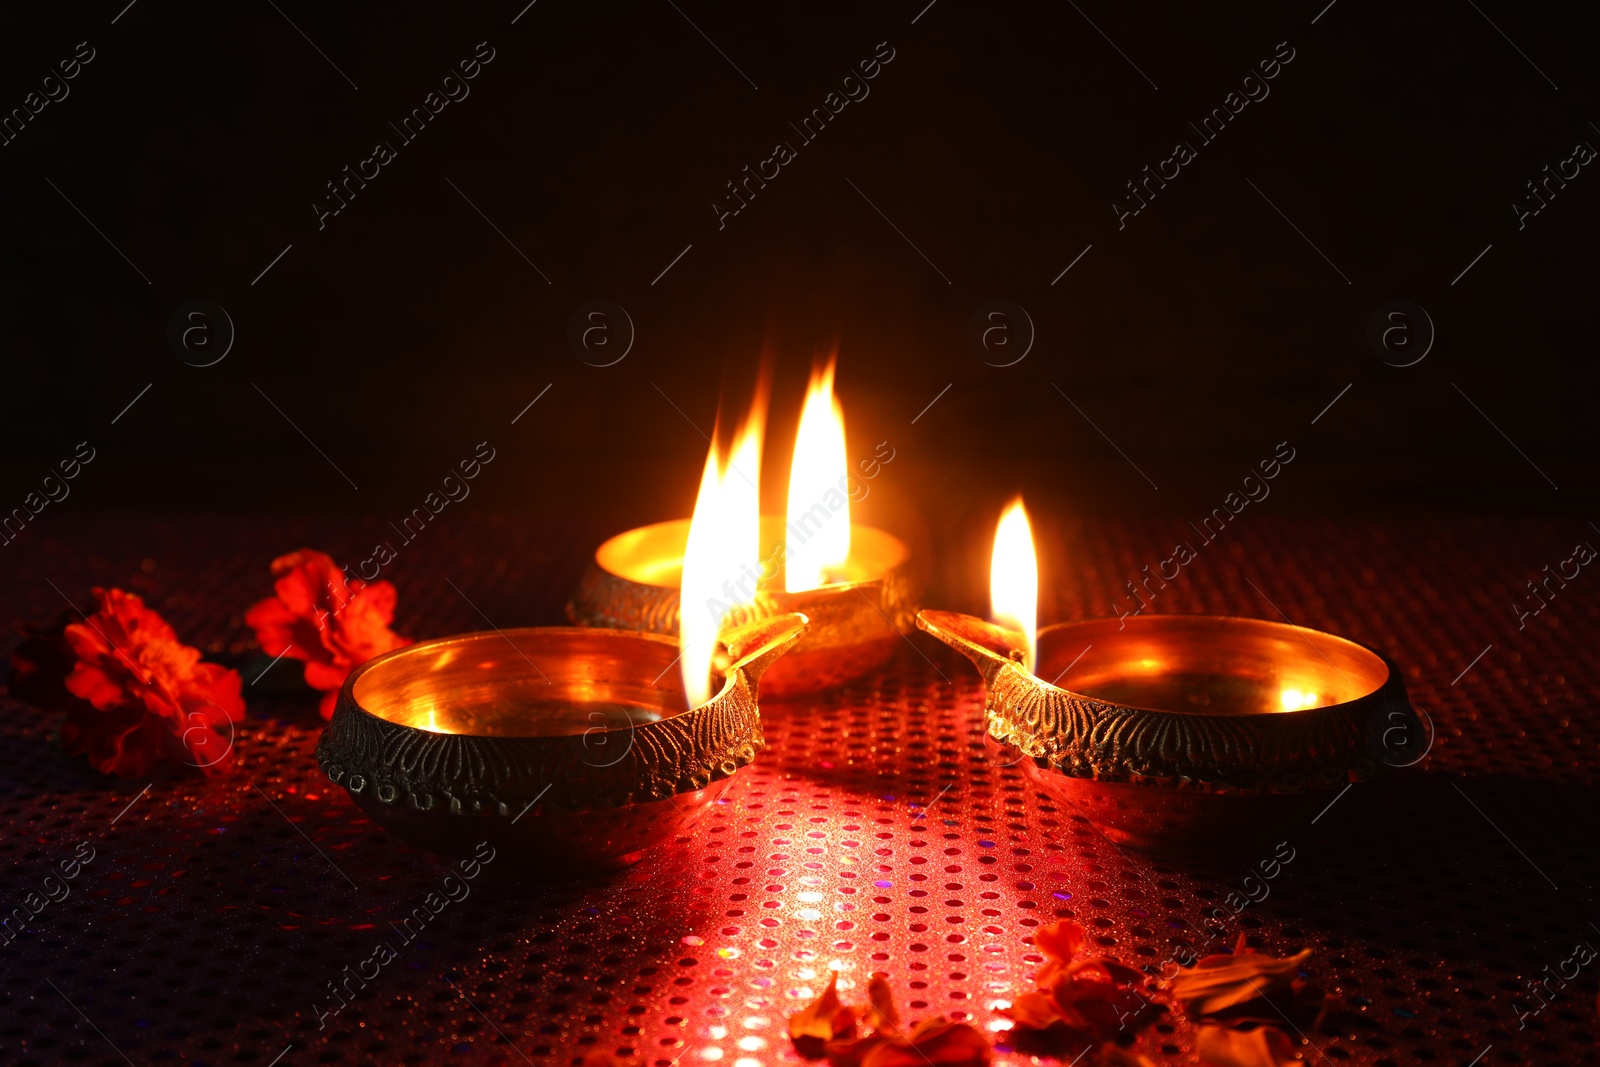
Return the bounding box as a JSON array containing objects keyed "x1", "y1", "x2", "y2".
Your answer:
[
  {"x1": 918, "y1": 610, "x2": 1418, "y2": 795},
  {"x1": 315, "y1": 616, "x2": 806, "y2": 818}
]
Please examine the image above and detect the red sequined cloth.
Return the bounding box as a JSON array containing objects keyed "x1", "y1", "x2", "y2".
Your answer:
[{"x1": 1, "y1": 515, "x2": 1595, "y2": 1065}]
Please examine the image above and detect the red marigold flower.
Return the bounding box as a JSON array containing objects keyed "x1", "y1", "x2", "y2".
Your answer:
[
  {"x1": 58, "y1": 588, "x2": 245, "y2": 777},
  {"x1": 244, "y1": 549, "x2": 412, "y2": 719}
]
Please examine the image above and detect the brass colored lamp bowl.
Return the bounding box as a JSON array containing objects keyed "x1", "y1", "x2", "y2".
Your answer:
[
  {"x1": 917, "y1": 610, "x2": 1422, "y2": 853},
  {"x1": 567, "y1": 517, "x2": 918, "y2": 698},
  {"x1": 315, "y1": 614, "x2": 807, "y2": 877}
]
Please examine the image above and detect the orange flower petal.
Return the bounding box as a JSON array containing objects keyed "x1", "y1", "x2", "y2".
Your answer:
[
  {"x1": 1006, "y1": 923, "x2": 1155, "y2": 1049},
  {"x1": 1053, "y1": 970, "x2": 1155, "y2": 1044},
  {"x1": 997, "y1": 990, "x2": 1062, "y2": 1030},
  {"x1": 65, "y1": 662, "x2": 131, "y2": 711},
  {"x1": 1102, "y1": 1047, "x2": 1159, "y2": 1067},
  {"x1": 864, "y1": 975, "x2": 901, "y2": 1034},
  {"x1": 358, "y1": 578, "x2": 400, "y2": 623},
  {"x1": 1172, "y1": 946, "x2": 1313, "y2": 1018},
  {"x1": 1034, "y1": 919, "x2": 1090, "y2": 984},
  {"x1": 1036, "y1": 919, "x2": 1089, "y2": 963},
  {"x1": 823, "y1": 1034, "x2": 891, "y2": 1067},
  {"x1": 58, "y1": 701, "x2": 164, "y2": 779},
  {"x1": 859, "y1": 1018, "x2": 991, "y2": 1067},
  {"x1": 246, "y1": 549, "x2": 411, "y2": 710},
  {"x1": 1196, "y1": 1024, "x2": 1300, "y2": 1067},
  {"x1": 790, "y1": 973, "x2": 858, "y2": 1059},
  {"x1": 1065, "y1": 956, "x2": 1147, "y2": 987},
  {"x1": 54, "y1": 587, "x2": 245, "y2": 777}
]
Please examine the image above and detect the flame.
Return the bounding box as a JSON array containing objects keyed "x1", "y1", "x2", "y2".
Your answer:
[
  {"x1": 680, "y1": 400, "x2": 765, "y2": 708},
  {"x1": 785, "y1": 358, "x2": 851, "y2": 592},
  {"x1": 990, "y1": 497, "x2": 1038, "y2": 674}
]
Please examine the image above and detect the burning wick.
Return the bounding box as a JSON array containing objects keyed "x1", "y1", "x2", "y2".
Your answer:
[{"x1": 990, "y1": 497, "x2": 1039, "y2": 674}]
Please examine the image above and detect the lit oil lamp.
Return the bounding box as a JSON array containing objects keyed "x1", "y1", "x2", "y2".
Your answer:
[
  {"x1": 315, "y1": 611, "x2": 807, "y2": 877},
  {"x1": 918, "y1": 497, "x2": 1421, "y2": 853},
  {"x1": 569, "y1": 358, "x2": 917, "y2": 697}
]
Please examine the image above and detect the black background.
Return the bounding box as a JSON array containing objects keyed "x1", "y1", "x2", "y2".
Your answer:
[{"x1": 1, "y1": 0, "x2": 1595, "y2": 556}]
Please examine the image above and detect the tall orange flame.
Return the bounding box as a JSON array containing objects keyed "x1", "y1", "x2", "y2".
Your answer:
[
  {"x1": 990, "y1": 497, "x2": 1038, "y2": 674},
  {"x1": 785, "y1": 358, "x2": 850, "y2": 592},
  {"x1": 679, "y1": 398, "x2": 766, "y2": 708}
]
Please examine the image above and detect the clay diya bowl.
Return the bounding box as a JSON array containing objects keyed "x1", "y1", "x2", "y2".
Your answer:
[
  {"x1": 917, "y1": 610, "x2": 1421, "y2": 853},
  {"x1": 315, "y1": 614, "x2": 807, "y2": 877}
]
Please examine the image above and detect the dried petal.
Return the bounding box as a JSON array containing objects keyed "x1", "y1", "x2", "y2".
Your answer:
[
  {"x1": 790, "y1": 973, "x2": 858, "y2": 1059},
  {"x1": 1101, "y1": 1048, "x2": 1159, "y2": 1067},
  {"x1": 858, "y1": 1017, "x2": 991, "y2": 1067},
  {"x1": 823, "y1": 1034, "x2": 891, "y2": 1067},
  {"x1": 998, "y1": 990, "x2": 1062, "y2": 1030},
  {"x1": 1052, "y1": 969, "x2": 1155, "y2": 1043},
  {"x1": 1309, "y1": 989, "x2": 1343, "y2": 1034},
  {"x1": 1004, "y1": 1026, "x2": 1087, "y2": 1059},
  {"x1": 1066, "y1": 956, "x2": 1148, "y2": 988},
  {"x1": 1196, "y1": 1024, "x2": 1300, "y2": 1066},
  {"x1": 864, "y1": 974, "x2": 901, "y2": 1033},
  {"x1": 1036, "y1": 919, "x2": 1091, "y2": 982},
  {"x1": 1004, "y1": 922, "x2": 1154, "y2": 1049},
  {"x1": 1171, "y1": 945, "x2": 1313, "y2": 1018}
]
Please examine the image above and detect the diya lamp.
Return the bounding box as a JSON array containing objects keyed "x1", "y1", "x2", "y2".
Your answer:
[
  {"x1": 315, "y1": 612, "x2": 806, "y2": 877},
  {"x1": 918, "y1": 498, "x2": 1422, "y2": 853},
  {"x1": 569, "y1": 358, "x2": 917, "y2": 697},
  {"x1": 314, "y1": 416, "x2": 810, "y2": 876},
  {"x1": 316, "y1": 389, "x2": 813, "y2": 876}
]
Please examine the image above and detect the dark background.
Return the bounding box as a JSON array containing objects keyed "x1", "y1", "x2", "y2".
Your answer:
[{"x1": 1, "y1": 0, "x2": 1595, "y2": 565}]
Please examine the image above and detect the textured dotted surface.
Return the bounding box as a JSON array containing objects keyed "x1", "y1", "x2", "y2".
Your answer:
[{"x1": 0, "y1": 513, "x2": 1597, "y2": 1065}]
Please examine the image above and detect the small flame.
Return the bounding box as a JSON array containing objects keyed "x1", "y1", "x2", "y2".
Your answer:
[
  {"x1": 786, "y1": 357, "x2": 851, "y2": 592},
  {"x1": 680, "y1": 399, "x2": 765, "y2": 708},
  {"x1": 990, "y1": 497, "x2": 1038, "y2": 674}
]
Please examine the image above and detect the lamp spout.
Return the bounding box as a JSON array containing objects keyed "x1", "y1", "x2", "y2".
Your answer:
[
  {"x1": 723, "y1": 612, "x2": 810, "y2": 687},
  {"x1": 915, "y1": 609, "x2": 1033, "y2": 688}
]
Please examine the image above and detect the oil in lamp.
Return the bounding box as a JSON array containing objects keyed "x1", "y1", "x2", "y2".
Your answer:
[
  {"x1": 569, "y1": 357, "x2": 917, "y2": 697},
  {"x1": 918, "y1": 497, "x2": 1421, "y2": 853}
]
